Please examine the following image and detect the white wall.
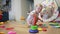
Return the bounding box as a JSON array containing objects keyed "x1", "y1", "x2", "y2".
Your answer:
[
  {"x1": 21, "y1": 0, "x2": 30, "y2": 18},
  {"x1": 9, "y1": 0, "x2": 29, "y2": 21},
  {"x1": 11, "y1": 0, "x2": 21, "y2": 21},
  {"x1": 34, "y1": 0, "x2": 44, "y2": 6}
]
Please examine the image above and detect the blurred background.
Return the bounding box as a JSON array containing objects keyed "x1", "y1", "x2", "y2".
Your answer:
[
  {"x1": 0, "y1": 0, "x2": 60, "y2": 22},
  {"x1": 0, "y1": 0, "x2": 60, "y2": 34}
]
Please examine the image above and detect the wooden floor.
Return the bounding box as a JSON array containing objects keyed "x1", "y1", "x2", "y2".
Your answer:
[{"x1": 0, "y1": 20, "x2": 60, "y2": 34}]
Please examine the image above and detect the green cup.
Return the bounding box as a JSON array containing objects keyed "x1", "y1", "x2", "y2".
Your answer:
[
  {"x1": 31, "y1": 25, "x2": 38, "y2": 30},
  {"x1": 49, "y1": 23, "x2": 59, "y2": 26}
]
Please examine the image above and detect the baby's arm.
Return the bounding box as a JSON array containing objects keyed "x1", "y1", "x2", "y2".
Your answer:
[
  {"x1": 26, "y1": 12, "x2": 35, "y2": 26},
  {"x1": 27, "y1": 11, "x2": 38, "y2": 25},
  {"x1": 38, "y1": 13, "x2": 43, "y2": 22}
]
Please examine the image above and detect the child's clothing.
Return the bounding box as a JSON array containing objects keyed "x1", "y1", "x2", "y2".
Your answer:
[
  {"x1": 43, "y1": 13, "x2": 48, "y2": 20},
  {"x1": 26, "y1": 10, "x2": 39, "y2": 26}
]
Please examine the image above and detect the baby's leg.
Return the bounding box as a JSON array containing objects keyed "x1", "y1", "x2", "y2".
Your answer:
[
  {"x1": 26, "y1": 16, "x2": 33, "y2": 26},
  {"x1": 26, "y1": 19, "x2": 33, "y2": 28},
  {"x1": 27, "y1": 20, "x2": 32, "y2": 26}
]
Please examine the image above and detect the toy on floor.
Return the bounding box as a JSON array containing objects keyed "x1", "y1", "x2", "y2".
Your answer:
[
  {"x1": 8, "y1": 31, "x2": 16, "y2": 34},
  {"x1": 6, "y1": 27, "x2": 14, "y2": 30},
  {"x1": 38, "y1": 27, "x2": 47, "y2": 31},
  {"x1": 49, "y1": 23, "x2": 59, "y2": 26},
  {"x1": 42, "y1": 27, "x2": 47, "y2": 31},
  {"x1": 0, "y1": 25, "x2": 5, "y2": 28},
  {"x1": 49, "y1": 22, "x2": 60, "y2": 28},
  {"x1": 0, "y1": 25, "x2": 15, "y2": 34},
  {"x1": 0, "y1": 32, "x2": 4, "y2": 34},
  {"x1": 0, "y1": 22, "x2": 4, "y2": 25},
  {"x1": 0, "y1": 22, "x2": 14, "y2": 30},
  {"x1": 29, "y1": 15, "x2": 39, "y2": 33},
  {"x1": 38, "y1": 23, "x2": 48, "y2": 28},
  {"x1": 20, "y1": 16, "x2": 25, "y2": 20},
  {"x1": 0, "y1": 21, "x2": 15, "y2": 33},
  {"x1": 38, "y1": 28, "x2": 42, "y2": 31},
  {"x1": 38, "y1": 23, "x2": 47, "y2": 31}
]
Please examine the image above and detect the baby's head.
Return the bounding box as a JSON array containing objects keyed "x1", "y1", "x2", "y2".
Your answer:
[{"x1": 35, "y1": 4, "x2": 43, "y2": 13}]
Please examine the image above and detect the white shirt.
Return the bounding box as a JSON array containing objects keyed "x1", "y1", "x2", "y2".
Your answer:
[{"x1": 27, "y1": 10, "x2": 39, "y2": 21}]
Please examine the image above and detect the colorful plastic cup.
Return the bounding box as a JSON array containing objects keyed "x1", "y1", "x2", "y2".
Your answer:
[
  {"x1": 31, "y1": 25, "x2": 38, "y2": 30},
  {"x1": 8, "y1": 31, "x2": 16, "y2": 34},
  {"x1": 0, "y1": 32, "x2": 4, "y2": 34}
]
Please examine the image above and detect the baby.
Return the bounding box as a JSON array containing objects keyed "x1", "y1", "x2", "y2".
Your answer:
[{"x1": 26, "y1": 4, "x2": 43, "y2": 27}]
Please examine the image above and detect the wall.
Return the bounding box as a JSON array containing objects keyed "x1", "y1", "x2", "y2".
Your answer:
[
  {"x1": 21, "y1": 0, "x2": 29, "y2": 19},
  {"x1": 11, "y1": 0, "x2": 21, "y2": 21},
  {"x1": 10, "y1": 0, "x2": 30, "y2": 21},
  {"x1": 34, "y1": 0, "x2": 44, "y2": 6}
]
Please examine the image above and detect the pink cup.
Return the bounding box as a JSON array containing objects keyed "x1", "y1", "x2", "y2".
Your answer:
[{"x1": 8, "y1": 31, "x2": 16, "y2": 34}]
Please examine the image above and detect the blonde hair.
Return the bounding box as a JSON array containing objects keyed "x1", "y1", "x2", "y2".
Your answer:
[
  {"x1": 36, "y1": 4, "x2": 42, "y2": 7},
  {"x1": 34, "y1": 4, "x2": 43, "y2": 10}
]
